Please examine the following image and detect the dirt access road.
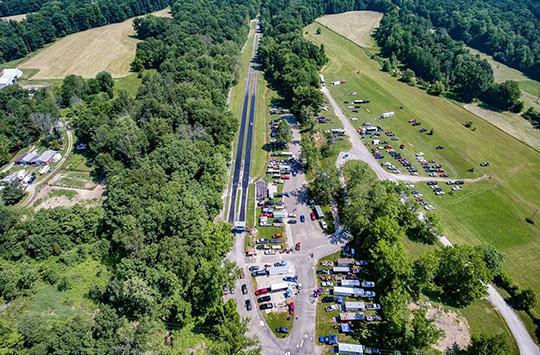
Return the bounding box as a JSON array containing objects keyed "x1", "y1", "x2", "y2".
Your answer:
[{"x1": 324, "y1": 86, "x2": 540, "y2": 355}]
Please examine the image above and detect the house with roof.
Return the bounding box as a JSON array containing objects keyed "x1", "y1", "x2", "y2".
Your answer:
[
  {"x1": 0, "y1": 69, "x2": 23, "y2": 89},
  {"x1": 35, "y1": 150, "x2": 57, "y2": 165}
]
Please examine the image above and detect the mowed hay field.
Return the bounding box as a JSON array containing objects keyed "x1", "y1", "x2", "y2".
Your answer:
[
  {"x1": 0, "y1": 13, "x2": 31, "y2": 22},
  {"x1": 20, "y1": 8, "x2": 171, "y2": 79},
  {"x1": 316, "y1": 11, "x2": 382, "y2": 48},
  {"x1": 304, "y1": 22, "x2": 540, "y2": 303}
]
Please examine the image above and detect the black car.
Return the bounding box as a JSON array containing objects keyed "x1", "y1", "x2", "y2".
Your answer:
[
  {"x1": 256, "y1": 245, "x2": 265, "y2": 250},
  {"x1": 412, "y1": 122, "x2": 421, "y2": 126},
  {"x1": 455, "y1": 180, "x2": 464, "y2": 185},
  {"x1": 274, "y1": 218, "x2": 283, "y2": 223},
  {"x1": 316, "y1": 269, "x2": 329, "y2": 274},
  {"x1": 322, "y1": 296, "x2": 335, "y2": 303},
  {"x1": 28, "y1": 176, "x2": 36, "y2": 184},
  {"x1": 419, "y1": 128, "x2": 428, "y2": 133},
  {"x1": 258, "y1": 295, "x2": 271, "y2": 303},
  {"x1": 288, "y1": 220, "x2": 297, "y2": 224},
  {"x1": 436, "y1": 145, "x2": 444, "y2": 150},
  {"x1": 245, "y1": 299, "x2": 252, "y2": 311},
  {"x1": 242, "y1": 284, "x2": 248, "y2": 295},
  {"x1": 269, "y1": 239, "x2": 281, "y2": 243},
  {"x1": 260, "y1": 303, "x2": 273, "y2": 310},
  {"x1": 252, "y1": 270, "x2": 267, "y2": 277},
  {"x1": 427, "y1": 181, "x2": 437, "y2": 185}
]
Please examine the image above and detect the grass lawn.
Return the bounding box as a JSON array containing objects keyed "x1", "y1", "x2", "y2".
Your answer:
[
  {"x1": 113, "y1": 73, "x2": 143, "y2": 97},
  {"x1": 246, "y1": 184, "x2": 256, "y2": 228},
  {"x1": 48, "y1": 189, "x2": 78, "y2": 200},
  {"x1": 304, "y1": 22, "x2": 540, "y2": 310},
  {"x1": 265, "y1": 311, "x2": 294, "y2": 338}
]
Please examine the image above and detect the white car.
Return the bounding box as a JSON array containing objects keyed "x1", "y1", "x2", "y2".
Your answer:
[
  {"x1": 429, "y1": 173, "x2": 437, "y2": 177},
  {"x1": 430, "y1": 185, "x2": 439, "y2": 189},
  {"x1": 410, "y1": 172, "x2": 418, "y2": 176},
  {"x1": 264, "y1": 250, "x2": 276, "y2": 255},
  {"x1": 414, "y1": 194, "x2": 423, "y2": 198},
  {"x1": 322, "y1": 281, "x2": 334, "y2": 287},
  {"x1": 425, "y1": 205, "x2": 435, "y2": 210},
  {"x1": 361, "y1": 281, "x2": 376, "y2": 288},
  {"x1": 415, "y1": 152, "x2": 424, "y2": 157},
  {"x1": 325, "y1": 304, "x2": 339, "y2": 312},
  {"x1": 446, "y1": 180, "x2": 454, "y2": 185},
  {"x1": 406, "y1": 185, "x2": 415, "y2": 189},
  {"x1": 365, "y1": 303, "x2": 381, "y2": 310},
  {"x1": 362, "y1": 291, "x2": 376, "y2": 298},
  {"x1": 435, "y1": 191, "x2": 445, "y2": 196},
  {"x1": 452, "y1": 186, "x2": 463, "y2": 191}
]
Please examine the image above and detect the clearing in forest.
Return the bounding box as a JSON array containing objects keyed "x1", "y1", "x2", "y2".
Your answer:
[
  {"x1": 20, "y1": 8, "x2": 172, "y2": 79},
  {"x1": 0, "y1": 13, "x2": 32, "y2": 22},
  {"x1": 315, "y1": 11, "x2": 382, "y2": 48}
]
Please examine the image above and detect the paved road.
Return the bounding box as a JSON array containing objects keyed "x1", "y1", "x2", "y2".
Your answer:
[
  {"x1": 323, "y1": 87, "x2": 487, "y2": 184},
  {"x1": 324, "y1": 86, "x2": 540, "y2": 355},
  {"x1": 228, "y1": 24, "x2": 259, "y2": 223}
]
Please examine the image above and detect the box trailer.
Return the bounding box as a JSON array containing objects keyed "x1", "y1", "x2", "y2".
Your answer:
[
  {"x1": 344, "y1": 302, "x2": 365, "y2": 311},
  {"x1": 314, "y1": 205, "x2": 324, "y2": 219},
  {"x1": 337, "y1": 258, "x2": 355, "y2": 266},
  {"x1": 268, "y1": 266, "x2": 290, "y2": 275},
  {"x1": 270, "y1": 282, "x2": 289, "y2": 292},
  {"x1": 333, "y1": 286, "x2": 362, "y2": 297},
  {"x1": 337, "y1": 343, "x2": 364, "y2": 355},
  {"x1": 319, "y1": 74, "x2": 325, "y2": 84},
  {"x1": 339, "y1": 313, "x2": 365, "y2": 322},
  {"x1": 333, "y1": 266, "x2": 350, "y2": 273},
  {"x1": 281, "y1": 151, "x2": 293, "y2": 157},
  {"x1": 331, "y1": 81, "x2": 341, "y2": 86},
  {"x1": 340, "y1": 280, "x2": 360, "y2": 288},
  {"x1": 381, "y1": 111, "x2": 395, "y2": 118},
  {"x1": 273, "y1": 211, "x2": 287, "y2": 218}
]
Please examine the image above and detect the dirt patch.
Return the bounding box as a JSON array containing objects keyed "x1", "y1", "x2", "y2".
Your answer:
[
  {"x1": 464, "y1": 104, "x2": 540, "y2": 151},
  {"x1": 34, "y1": 185, "x2": 106, "y2": 210},
  {"x1": 411, "y1": 301, "x2": 471, "y2": 353},
  {"x1": 316, "y1": 11, "x2": 383, "y2": 48}
]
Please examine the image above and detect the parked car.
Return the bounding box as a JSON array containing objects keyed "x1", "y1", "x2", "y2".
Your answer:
[
  {"x1": 258, "y1": 295, "x2": 271, "y2": 303},
  {"x1": 412, "y1": 122, "x2": 421, "y2": 126},
  {"x1": 363, "y1": 291, "x2": 376, "y2": 298},
  {"x1": 366, "y1": 303, "x2": 381, "y2": 310},
  {"x1": 273, "y1": 233, "x2": 283, "y2": 238},
  {"x1": 415, "y1": 197, "x2": 424, "y2": 202},
  {"x1": 322, "y1": 296, "x2": 335, "y2": 303},
  {"x1": 260, "y1": 303, "x2": 273, "y2": 310},
  {"x1": 427, "y1": 181, "x2": 437, "y2": 185},
  {"x1": 436, "y1": 145, "x2": 444, "y2": 150},
  {"x1": 455, "y1": 180, "x2": 465, "y2": 185},
  {"x1": 419, "y1": 128, "x2": 427, "y2": 133},
  {"x1": 288, "y1": 220, "x2": 297, "y2": 224},
  {"x1": 310, "y1": 212, "x2": 316, "y2": 221},
  {"x1": 362, "y1": 281, "x2": 376, "y2": 288},
  {"x1": 289, "y1": 302, "x2": 295, "y2": 315},
  {"x1": 252, "y1": 270, "x2": 267, "y2": 277},
  {"x1": 436, "y1": 168, "x2": 445, "y2": 172},
  {"x1": 440, "y1": 173, "x2": 449, "y2": 177},
  {"x1": 256, "y1": 239, "x2": 268, "y2": 244},
  {"x1": 343, "y1": 153, "x2": 350, "y2": 160},
  {"x1": 317, "y1": 269, "x2": 330, "y2": 274},
  {"x1": 242, "y1": 284, "x2": 247, "y2": 295},
  {"x1": 435, "y1": 191, "x2": 445, "y2": 196},
  {"x1": 452, "y1": 186, "x2": 463, "y2": 191},
  {"x1": 245, "y1": 299, "x2": 252, "y2": 311},
  {"x1": 408, "y1": 119, "x2": 416, "y2": 123},
  {"x1": 429, "y1": 173, "x2": 437, "y2": 177},
  {"x1": 425, "y1": 205, "x2": 436, "y2": 210},
  {"x1": 446, "y1": 180, "x2": 454, "y2": 185},
  {"x1": 319, "y1": 336, "x2": 329, "y2": 344},
  {"x1": 420, "y1": 201, "x2": 428, "y2": 206},
  {"x1": 366, "y1": 315, "x2": 383, "y2": 322},
  {"x1": 300, "y1": 215, "x2": 305, "y2": 222},
  {"x1": 321, "y1": 281, "x2": 334, "y2": 287},
  {"x1": 358, "y1": 260, "x2": 368, "y2": 265},
  {"x1": 249, "y1": 266, "x2": 260, "y2": 272},
  {"x1": 480, "y1": 162, "x2": 490, "y2": 166},
  {"x1": 325, "y1": 304, "x2": 339, "y2": 312},
  {"x1": 276, "y1": 327, "x2": 289, "y2": 333}
]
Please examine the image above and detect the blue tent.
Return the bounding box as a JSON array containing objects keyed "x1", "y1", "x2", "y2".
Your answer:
[
  {"x1": 340, "y1": 323, "x2": 351, "y2": 333},
  {"x1": 337, "y1": 297, "x2": 345, "y2": 304},
  {"x1": 284, "y1": 289, "x2": 293, "y2": 298},
  {"x1": 328, "y1": 334, "x2": 338, "y2": 344}
]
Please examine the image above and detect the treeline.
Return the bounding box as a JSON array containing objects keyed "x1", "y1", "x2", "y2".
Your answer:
[
  {"x1": 0, "y1": 85, "x2": 60, "y2": 165},
  {"x1": 0, "y1": 0, "x2": 170, "y2": 63},
  {"x1": 0, "y1": 0, "x2": 46, "y2": 17},
  {"x1": 0, "y1": 0, "x2": 261, "y2": 352},
  {"x1": 400, "y1": 0, "x2": 540, "y2": 81}
]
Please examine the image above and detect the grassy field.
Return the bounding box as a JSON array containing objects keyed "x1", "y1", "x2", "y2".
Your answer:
[
  {"x1": 265, "y1": 311, "x2": 294, "y2": 338},
  {"x1": 0, "y1": 13, "x2": 32, "y2": 22},
  {"x1": 19, "y1": 8, "x2": 171, "y2": 79},
  {"x1": 304, "y1": 21, "x2": 540, "y2": 310},
  {"x1": 315, "y1": 11, "x2": 382, "y2": 48}
]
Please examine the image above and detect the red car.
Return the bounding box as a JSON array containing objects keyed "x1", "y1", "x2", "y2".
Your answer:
[
  {"x1": 289, "y1": 302, "x2": 295, "y2": 315},
  {"x1": 440, "y1": 173, "x2": 449, "y2": 177},
  {"x1": 311, "y1": 212, "x2": 316, "y2": 221},
  {"x1": 436, "y1": 168, "x2": 445, "y2": 172},
  {"x1": 255, "y1": 288, "x2": 268, "y2": 296},
  {"x1": 429, "y1": 159, "x2": 436, "y2": 163},
  {"x1": 273, "y1": 233, "x2": 283, "y2": 238},
  {"x1": 282, "y1": 175, "x2": 290, "y2": 179},
  {"x1": 415, "y1": 197, "x2": 424, "y2": 202},
  {"x1": 408, "y1": 119, "x2": 416, "y2": 123},
  {"x1": 386, "y1": 145, "x2": 393, "y2": 149},
  {"x1": 261, "y1": 213, "x2": 272, "y2": 217},
  {"x1": 352, "y1": 110, "x2": 358, "y2": 113}
]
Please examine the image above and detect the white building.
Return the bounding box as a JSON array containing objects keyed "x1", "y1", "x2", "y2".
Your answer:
[{"x1": 0, "y1": 69, "x2": 23, "y2": 89}]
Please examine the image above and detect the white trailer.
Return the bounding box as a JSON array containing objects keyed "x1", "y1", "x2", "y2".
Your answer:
[
  {"x1": 270, "y1": 282, "x2": 289, "y2": 292},
  {"x1": 333, "y1": 266, "x2": 350, "y2": 273},
  {"x1": 381, "y1": 111, "x2": 395, "y2": 118},
  {"x1": 331, "y1": 81, "x2": 341, "y2": 86},
  {"x1": 340, "y1": 280, "x2": 360, "y2": 288},
  {"x1": 344, "y1": 301, "x2": 365, "y2": 311},
  {"x1": 319, "y1": 74, "x2": 325, "y2": 84}
]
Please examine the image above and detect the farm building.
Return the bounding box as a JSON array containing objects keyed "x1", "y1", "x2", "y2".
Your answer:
[
  {"x1": 22, "y1": 153, "x2": 38, "y2": 165},
  {"x1": 35, "y1": 150, "x2": 57, "y2": 165},
  {"x1": 339, "y1": 313, "x2": 365, "y2": 322},
  {"x1": 14, "y1": 154, "x2": 27, "y2": 164},
  {"x1": 1, "y1": 173, "x2": 17, "y2": 184},
  {"x1": 268, "y1": 184, "x2": 278, "y2": 198},
  {"x1": 314, "y1": 205, "x2": 324, "y2": 219},
  {"x1": 337, "y1": 258, "x2": 355, "y2": 266},
  {"x1": 0, "y1": 69, "x2": 23, "y2": 89},
  {"x1": 340, "y1": 280, "x2": 360, "y2": 288},
  {"x1": 268, "y1": 266, "x2": 290, "y2": 276},
  {"x1": 344, "y1": 302, "x2": 365, "y2": 311},
  {"x1": 333, "y1": 266, "x2": 350, "y2": 273},
  {"x1": 337, "y1": 342, "x2": 364, "y2": 355}
]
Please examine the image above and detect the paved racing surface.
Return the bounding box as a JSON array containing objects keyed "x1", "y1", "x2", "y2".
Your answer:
[{"x1": 228, "y1": 25, "x2": 259, "y2": 223}]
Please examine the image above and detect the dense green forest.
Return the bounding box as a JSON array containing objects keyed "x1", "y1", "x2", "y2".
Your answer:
[
  {"x1": 0, "y1": 0, "x2": 170, "y2": 63},
  {"x1": 0, "y1": 0, "x2": 260, "y2": 352}
]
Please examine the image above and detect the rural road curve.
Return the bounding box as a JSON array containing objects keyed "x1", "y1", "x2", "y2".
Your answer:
[{"x1": 323, "y1": 86, "x2": 540, "y2": 354}]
